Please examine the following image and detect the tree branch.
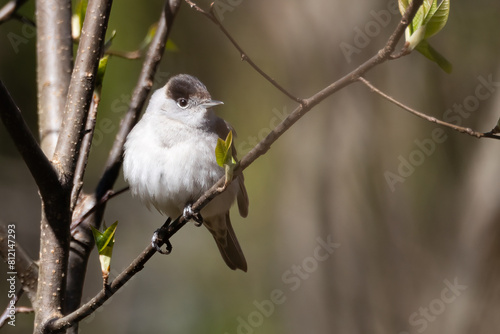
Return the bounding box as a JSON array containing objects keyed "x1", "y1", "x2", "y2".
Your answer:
[
  {"x1": 70, "y1": 187, "x2": 129, "y2": 233},
  {"x1": 71, "y1": 92, "x2": 100, "y2": 211},
  {"x1": 184, "y1": 0, "x2": 302, "y2": 103},
  {"x1": 50, "y1": 240, "x2": 157, "y2": 331},
  {"x1": 36, "y1": 0, "x2": 73, "y2": 158},
  {"x1": 61, "y1": 0, "x2": 182, "y2": 331},
  {"x1": 96, "y1": 0, "x2": 182, "y2": 199},
  {"x1": 52, "y1": 0, "x2": 113, "y2": 189},
  {"x1": 34, "y1": 1, "x2": 113, "y2": 332},
  {"x1": 48, "y1": 0, "x2": 425, "y2": 327},
  {"x1": 0, "y1": 290, "x2": 34, "y2": 328},
  {"x1": 0, "y1": 81, "x2": 62, "y2": 201},
  {"x1": 358, "y1": 77, "x2": 500, "y2": 140}
]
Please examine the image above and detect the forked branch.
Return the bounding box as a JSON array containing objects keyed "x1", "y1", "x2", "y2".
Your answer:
[{"x1": 49, "y1": 0, "x2": 425, "y2": 328}]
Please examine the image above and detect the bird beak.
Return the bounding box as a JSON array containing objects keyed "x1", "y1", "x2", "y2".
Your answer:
[{"x1": 201, "y1": 100, "x2": 224, "y2": 108}]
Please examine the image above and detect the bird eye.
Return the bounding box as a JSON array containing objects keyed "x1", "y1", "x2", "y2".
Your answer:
[{"x1": 177, "y1": 98, "x2": 188, "y2": 108}]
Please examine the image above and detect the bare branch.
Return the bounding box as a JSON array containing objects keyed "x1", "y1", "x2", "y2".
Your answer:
[
  {"x1": 96, "y1": 0, "x2": 182, "y2": 199},
  {"x1": 50, "y1": 241, "x2": 157, "y2": 331},
  {"x1": 183, "y1": 0, "x2": 427, "y2": 208},
  {"x1": 33, "y1": 1, "x2": 112, "y2": 332},
  {"x1": 358, "y1": 77, "x2": 500, "y2": 140},
  {"x1": 0, "y1": 290, "x2": 33, "y2": 328},
  {"x1": 61, "y1": 0, "x2": 182, "y2": 330},
  {"x1": 70, "y1": 187, "x2": 129, "y2": 233},
  {"x1": 184, "y1": 0, "x2": 302, "y2": 103},
  {"x1": 105, "y1": 48, "x2": 143, "y2": 60},
  {"x1": 71, "y1": 92, "x2": 100, "y2": 211},
  {"x1": 52, "y1": 0, "x2": 113, "y2": 188},
  {"x1": 0, "y1": 81, "x2": 62, "y2": 201},
  {"x1": 36, "y1": 0, "x2": 73, "y2": 158},
  {"x1": 48, "y1": 1, "x2": 426, "y2": 327}
]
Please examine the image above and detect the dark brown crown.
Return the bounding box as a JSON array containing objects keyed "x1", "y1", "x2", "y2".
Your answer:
[{"x1": 165, "y1": 74, "x2": 211, "y2": 103}]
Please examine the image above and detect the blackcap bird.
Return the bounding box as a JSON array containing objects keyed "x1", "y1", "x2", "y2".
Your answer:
[{"x1": 123, "y1": 74, "x2": 249, "y2": 271}]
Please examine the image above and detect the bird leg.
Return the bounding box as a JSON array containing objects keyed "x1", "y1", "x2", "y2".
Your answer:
[
  {"x1": 151, "y1": 218, "x2": 173, "y2": 254},
  {"x1": 183, "y1": 204, "x2": 204, "y2": 226}
]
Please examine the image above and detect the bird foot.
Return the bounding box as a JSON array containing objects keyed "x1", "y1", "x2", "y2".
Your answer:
[
  {"x1": 183, "y1": 204, "x2": 203, "y2": 227},
  {"x1": 151, "y1": 228, "x2": 172, "y2": 254}
]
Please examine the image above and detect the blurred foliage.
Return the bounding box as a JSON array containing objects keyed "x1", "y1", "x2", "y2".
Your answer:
[{"x1": 1, "y1": 0, "x2": 500, "y2": 333}]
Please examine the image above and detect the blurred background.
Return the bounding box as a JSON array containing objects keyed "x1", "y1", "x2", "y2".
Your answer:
[{"x1": 1, "y1": 0, "x2": 500, "y2": 333}]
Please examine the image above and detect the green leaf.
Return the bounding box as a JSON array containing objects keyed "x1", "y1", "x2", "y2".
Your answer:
[
  {"x1": 139, "y1": 23, "x2": 158, "y2": 50},
  {"x1": 399, "y1": 0, "x2": 452, "y2": 73},
  {"x1": 166, "y1": 39, "x2": 179, "y2": 52},
  {"x1": 415, "y1": 40, "x2": 453, "y2": 73},
  {"x1": 406, "y1": 25, "x2": 427, "y2": 50},
  {"x1": 215, "y1": 131, "x2": 233, "y2": 167},
  {"x1": 95, "y1": 55, "x2": 109, "y2": 92},
  {"x1": 137, "y1": 23, "x2": 178, "y2": 52},
  {"x1": 423, "y1": 0, "x2": 450, "y2": 39},
  {"x1": 398, "y1": 0, "x2": 409, "y2": 15},
  {"x1": 91, "y1": 221, "x2": 118, "y2": 276},
  {"x1": 72, "y1": 0, "x2": 88, "y2": 40},
  {"x1": 215, "y1": 138, "x2": 227, "y2": 167},
  {"x1": 103, "y1": 30, "x2": 117, "y2": 52},
  {"x1": 421, "y1": 0, "x2": 438, "y2": 27},
  {"x1": 399, "y1": 0, "x2": 450, "y2": 47},
  {"x1": 399, "y1": 0, "x2": 427, "y2": 35}
]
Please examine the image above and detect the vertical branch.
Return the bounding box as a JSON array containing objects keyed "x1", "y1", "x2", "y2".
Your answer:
[
  {"x1": 62, "y1": 0, "x2": 182, "y2": 331},
  {"x1": 71, "y1": 93, "x2": 99, "y2": 211},
  {"x1": 36, "y1": 0, "x2": 73, "y2": 158},
  {"x1": 34, "y1": 0, "x2": 113, "y2": 332},
  {"x1": 96, "y1": 0, "x2": 182, "y2": 199},
  {"x1": 52, "y1": 0, "x2": 113, "y2": 189}
]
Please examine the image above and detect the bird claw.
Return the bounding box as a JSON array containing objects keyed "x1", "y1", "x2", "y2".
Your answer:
[
  {"x1": 151, "y1": 229, "x2": 172, "y2": 254},
  {"x1": 183, "y1": 204, "x2": 203, "y2": 226}
]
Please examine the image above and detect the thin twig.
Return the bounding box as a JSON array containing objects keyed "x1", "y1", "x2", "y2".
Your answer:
[
  {"x1": 70, "y1": 187, "x2": 130, "y2": 233},
  {"x1": 71, "y1": 92, "x2": 100, "y2": 211},
  {"x1": 184, "y1": 0, "x2": 303, "y2": 104},
  {"x1": 106, "y1": 48, "x2": 143, "y2": 60},
  {"x1": 51, "y1": 0, "x2": 112, "y2": 187},
  {"x1": 0, "y1": 289, "x2": 34, "y2": 328},
  {"x1": 0, "y1": 81, "x2": 62, "y2": 202},
  {"x1": 358, "y1": 77, "x2": 500, "y2": 140},
  {"x1": 0, "y1": 289, "x2": 20, "y2": 327},
  {"x1": 49, "y1": 1, "x2": 425, "y2": 329},
  {"x1": 60, "y1": 0, "x2": 182, "y2": 330},
  {"x1": 96, "y1": 0, "x2": 182, "y2": 201}
]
